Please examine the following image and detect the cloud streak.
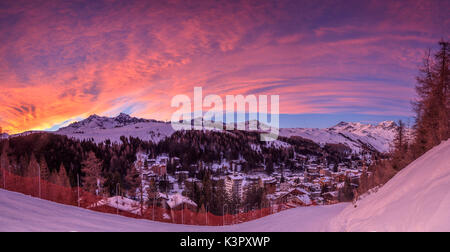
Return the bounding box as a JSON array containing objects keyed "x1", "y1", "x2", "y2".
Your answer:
[{"x1": 0, "y1": 0, "x2": 448, "y2": 133}]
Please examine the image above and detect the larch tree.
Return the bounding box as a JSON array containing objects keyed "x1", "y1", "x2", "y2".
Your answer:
[
  {"x1": 125, "y1": 160, "x2": 144, "y2": 215},
  {"x1": 391, "y1": 120, "x2": 410, "y2": 171},
  {"x1": 57, "y1": 163, "x2": 71, "y2": 188},
  {"x1": 27, "y1": 153, "x2": 39, "y2": 178},
  {"x1": 413, "y1": 40, "x2": 450, "y2": 156},
  {"x1": 81, "y1": 151, "x2": 104, "y2": 196},
  {"x1": 0, "y1": 144, "x2": 9, "y2": 170},
  {"x1": 39, "y1": 156, "x2": 50, "y2": 181},
  {"x1": 0, "y1": 143, "x2": 9, "y2": 186}
]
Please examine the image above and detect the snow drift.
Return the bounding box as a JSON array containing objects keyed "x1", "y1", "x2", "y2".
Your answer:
[{"x1": 329, "y1": 139, "x2": 450, "y2": 232}]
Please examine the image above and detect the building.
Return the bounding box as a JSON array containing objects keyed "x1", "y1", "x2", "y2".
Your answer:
[
  {"x1": 322, "y1": 191, "x2": 339, "y2": 204},
  {"x1": 268, "y1": 188, "x2": 312, "y2": 206},
  {"x1": 175, "y1": 171, "x2": 189, "y2": 181},
  {"x1": 225, "y1": 174, "x2": 244, "y2": 199},
  {"x1": 151, "y1": 164, "x2": 167, "y2": 177},
  {"x1": 263, "y1": 177, "x2": 277, "y2": 194}
]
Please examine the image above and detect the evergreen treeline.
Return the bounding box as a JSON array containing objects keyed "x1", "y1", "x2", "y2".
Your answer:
[
  {"x1": 0, "y1": 126, "x2": 360, "y2": 210},
  {"x1": 354, "y1": 40, "x2": 450, "y2": 198}
]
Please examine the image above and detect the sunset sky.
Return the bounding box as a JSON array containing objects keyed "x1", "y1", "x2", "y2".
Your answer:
[{"x1": 0, "y1": 0, "x2": 449, "y2": 134}]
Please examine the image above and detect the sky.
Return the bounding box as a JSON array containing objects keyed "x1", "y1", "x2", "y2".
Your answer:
[{"x1": 0, "y1": 0, "x2": 449, "y2": 134}]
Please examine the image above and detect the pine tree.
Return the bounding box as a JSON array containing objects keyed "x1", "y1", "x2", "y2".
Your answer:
[{"x1": 81, "y1": 151, "x2": 104, "y2": 196}]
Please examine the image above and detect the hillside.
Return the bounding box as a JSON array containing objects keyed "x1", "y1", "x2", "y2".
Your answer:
[
  {"x1": 51, "y1": 113, "x2": 403, "y2": 153},
  {"x1": 1, "y1": 140, "x2": 449, "y2": 231},
  {"x1": 280, "y1": 121, "x2": 404, "y2": 153},
  {"x1": 329, "y1": 139, "x2": 450, "y2": 232},
  {"x1": 0, "y1": 188, "x2": 346, "y2": 232},
  {"x1": 55, "y1": 113, "x2": 174, "y2": 143}
]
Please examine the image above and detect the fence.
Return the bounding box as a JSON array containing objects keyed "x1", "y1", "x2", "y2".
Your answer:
[{"x1": 0, "y1": 168, "x2": 295, "y2": 226}]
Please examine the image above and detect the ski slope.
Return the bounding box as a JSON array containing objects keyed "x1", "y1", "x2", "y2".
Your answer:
[
  {"x1": 329, "y1": 139, "x2": 450, "y2": 232},
  {"x1": 0, "y1": 189, "x2": 346, "y2": 232},
  {"x1": 1, "y1": 140, "x2": 449, "y2": 232}
]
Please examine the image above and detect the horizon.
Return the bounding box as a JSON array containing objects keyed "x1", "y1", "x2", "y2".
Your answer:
[
  {"x1": 10, "y1": 112, "x2": 413, "y2": 134},
  {"x1": 1, "y1": 0, "x2": 448, "y2": 134}
]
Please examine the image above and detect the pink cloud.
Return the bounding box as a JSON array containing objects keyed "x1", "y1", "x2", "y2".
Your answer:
[{"x1": 0, "y1": 0, "x2": 448, "y2": 133}]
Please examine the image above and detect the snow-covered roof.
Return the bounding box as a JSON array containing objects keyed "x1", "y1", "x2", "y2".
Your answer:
[
  {"x1": 166, "y1": 194, "x2": 197, "y2": 209},
  {"x1": 91, "y1": 196, "x2": 141, "y2": 215}
]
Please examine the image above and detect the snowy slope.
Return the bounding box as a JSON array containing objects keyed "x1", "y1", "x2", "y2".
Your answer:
[
  {"x1": 56, "y1": 113, "x2": 174, "y2": 143},
  {"x1": 0, "y1": 188, "x2": 346, "y2": 232},
  {"x1": 2, "y1": 139, "x2": 449, "y2": 232},
  {"x1": 6, "y1": 113, "x2": 405, "y2": 153},
  {"x1": 329, "y1": 139, "x2": 450, "y2": 232},
  {"x1": 54, "y1": 114, "x2": 402, "y2": 153},
  {"x1": 280, "y1": 121, "x2": 404, "y2": 153}
]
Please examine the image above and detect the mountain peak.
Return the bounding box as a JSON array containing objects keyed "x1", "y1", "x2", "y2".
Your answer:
[
  {"x1": 377, "y1": 120, "x2": 397, "y2": 129},
  {"x1": 59, "y1": 113, "x2": 156, "y2": 132},
  {"x1": 87, "y1": 114, "x2": 101, "y2": 119},
  {"x1": 116, "y1": 113, "x2": 131, "y2": 119},
  {"x1": 0, "y1": 132, "x2": 9, "y2": 139}
]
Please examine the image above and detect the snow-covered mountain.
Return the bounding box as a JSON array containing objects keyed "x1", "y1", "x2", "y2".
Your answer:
[
  {"x1": 56, "y1": 113, "x2": 174, "y2": 143},
  {"x1": 280, "y1": 121, "x2": 406, "y2": 153},
  {"x1": 1, "y1": 140, "x2": 449, "y2": 231},
  {"x1": 59, "y1": 113, "x2": 162, "y2": 130},
  {"x1": 0, "y1": 133, "x2": 8, "y2": 139},
  {"x1": 55, "y1": 114, "x2": 403, "y2": 153}
]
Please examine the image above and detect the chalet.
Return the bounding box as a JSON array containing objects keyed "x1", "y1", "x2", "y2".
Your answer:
[
  {"x1": 171, "y1": 157, "x2": 181, "y2": 166},
  {"x1": 156, "y1": 154, "x2": 169, "y2": 165},
  {"x1": 175, "y1": 171, "x2": 189, "y2": 181},
  {"x1": 90, "y1": 196, "x2": 142, "y2": 216},
  {"x1": 148, "y1": 159, "x2": 156, "y2": 166},
  {"x1": 231, "y1": 159, "x2": 246, "y2": 172},
  {"x1": 268, "y1": 188, "x2": 312, "y2": 206},
  {"x1": 322, "y1": 191, "x2": 339, "y2": 204},
  {"x1": 166, "y1": 193, "x2": 198, "y2": 211},
  {"x1": 263, "y1": 177, "x2": 277, "y2": 194},
  {"x1": 253, "y1": 164, "x2": 265, "y2": 173}
]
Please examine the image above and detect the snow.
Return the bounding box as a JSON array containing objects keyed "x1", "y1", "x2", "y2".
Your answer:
[
  {"x1": 2, "y1": 140, "x2": 450, "y2": 231},
  {"x1": 329, "y1": 139, "x2": 450, "y2": 232},
  {"x1": 166, "y1": 194, "x2": 197, "y2": 209},
  {"x1": 52, "y1": 114, "x2": 401, "y2": 153},
  {"x1": 57, "y1": 120, "x2": 175, "y2": 144},
  {"x1": 265, "y1": 139, "x2": 291, "y2": 149},
  {"x1": 91, "y1": 196, "x2": 141, "y2": 215},
  {"x1": 280, "y1": 121, "x2": 408, "y2": 153},
  {"x1": 0, "y1": 188, "x2": 345, "y2": 232}
]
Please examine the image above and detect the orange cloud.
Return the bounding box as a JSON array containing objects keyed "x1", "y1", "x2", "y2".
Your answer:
[{"x1": 0, "y1": 0, "x2": 448, "y2": 133}]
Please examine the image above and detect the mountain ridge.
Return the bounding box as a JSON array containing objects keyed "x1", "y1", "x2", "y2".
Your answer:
[{"x1": 4, "y1": 113, "x2": 406, "y2": 153}]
